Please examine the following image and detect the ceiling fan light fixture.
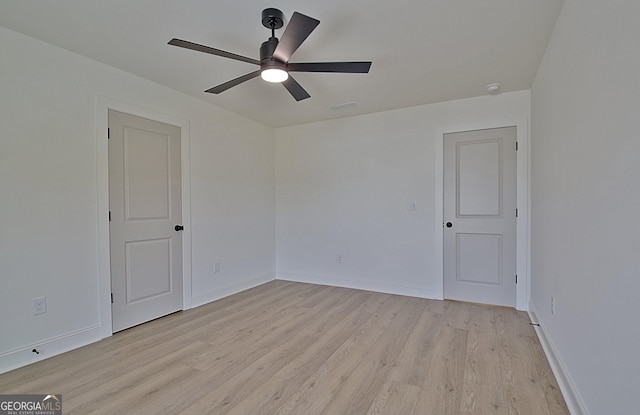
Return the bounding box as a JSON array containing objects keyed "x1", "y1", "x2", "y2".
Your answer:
[
  {"x1": 168, "y1": 8, "x2": 371, "y2": 100},
  {"x1": 261, "y1": 68, "x2": 289, "y2": 83}
]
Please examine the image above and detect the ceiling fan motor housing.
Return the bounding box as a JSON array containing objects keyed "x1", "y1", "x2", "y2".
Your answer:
[
  {"x1": 260, "y1": 36, "x2": 286, "y2": 74},
  {"x1": 260, "y1": 37, "x2": 279, "y2": 62}
]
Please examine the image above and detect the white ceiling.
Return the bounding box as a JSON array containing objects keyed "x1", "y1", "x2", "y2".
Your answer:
[{"x1": 0, "y1": 0, "x2": 563, "y2": 127}]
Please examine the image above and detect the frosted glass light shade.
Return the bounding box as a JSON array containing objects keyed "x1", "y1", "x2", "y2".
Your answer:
[{"x1": 261, "y1": 68, "x2": 289, "y2": 83}]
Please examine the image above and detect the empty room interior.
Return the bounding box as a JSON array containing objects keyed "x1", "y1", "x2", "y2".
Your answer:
[{"x1": 0, "y1": 1, "x2": 638, "y2": 414}]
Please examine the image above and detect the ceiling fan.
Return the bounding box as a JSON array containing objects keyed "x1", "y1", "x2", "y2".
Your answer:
[{"x1": 168, "y1": 8, "x2": 372, "y2": 101}]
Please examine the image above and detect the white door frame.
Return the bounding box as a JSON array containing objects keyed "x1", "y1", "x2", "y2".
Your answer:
[
  {"x1": 96, "y1": 96, "x2": 192, "y2": 339},
  {"x1": 434, "y1": 117, "x2": 529, "y2": 311}
]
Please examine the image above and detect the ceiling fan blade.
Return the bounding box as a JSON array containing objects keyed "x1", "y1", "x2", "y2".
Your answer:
[
  {"x1": 205, "y1": 70, "x2": 261, "y2": 94},
  {"x1": 282, "y1": 76, "x2": 311, "y2": 101},
  {"x1": 287, "y1": 61, "x2": 372, "y2": 73},
  {"x1": 273, "y1": 12, "x2": 320, "y2": 62},
  {"x1": 168, "y1": 38, "x2": 260, "y2": 66}
]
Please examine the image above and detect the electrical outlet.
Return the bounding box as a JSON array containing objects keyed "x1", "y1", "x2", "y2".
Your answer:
[
  {"x1": 214, "y1": 262, "x2": 221, "y2": 274},
  {"x1": 551, "y1": 296, "x2": 555, "y2": 316},
  {"x1": 32, "y1": 297, "x2": 47, "y2": 315}
]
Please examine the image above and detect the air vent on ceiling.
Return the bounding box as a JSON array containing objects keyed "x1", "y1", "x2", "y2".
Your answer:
[{"x1": 330, "y1": 101, "x2": 359, "y2": 111}]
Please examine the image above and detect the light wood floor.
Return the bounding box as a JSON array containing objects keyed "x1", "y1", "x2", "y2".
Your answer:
[{"x1": 0, "y1": 281, "x2": 569, "y2": 414}]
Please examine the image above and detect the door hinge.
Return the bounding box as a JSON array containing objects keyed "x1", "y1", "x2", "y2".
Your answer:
[
  {"x1": 515, "y1": 141, "x2": 519, "y2": 151},
  {"x1": 107, "y1": 128, "x2": 110, "y2": 139},
  {"x1": 516, "y1": 275, "x2": 518, "y2": 284},
  {"x1": 516, "y1": 208, "x2": 518, "y2": 218},
  {"x1": 109, "y1": 211, "x2": 111, "y2": 222},
  {"x1": 111, "y1": 293, "x2": 114, "y2": 303}
]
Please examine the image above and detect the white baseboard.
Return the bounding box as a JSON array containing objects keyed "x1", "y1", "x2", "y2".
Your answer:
[
  {"x1": 277, "y1": 272, "x2": 440, "y2": 299},
  {"x1": 528, "y1": 306, "x2": 589, "y2": 415},
  {"x1": 0, "y1": 324, "x2": 102, "y2": 375},
  {"x1": 191, "y1": 273, "x2": 275, "y2": 308}
]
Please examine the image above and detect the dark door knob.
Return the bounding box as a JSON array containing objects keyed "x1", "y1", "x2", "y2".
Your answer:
[
  {"x1": 175, "y1": 225, "x2": 184, "y2": 231},
  {"x1": 446, "y1": 222, "x2": 453, "y2": 228}
]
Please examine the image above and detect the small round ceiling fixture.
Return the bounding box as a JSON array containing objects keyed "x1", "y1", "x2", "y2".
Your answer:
[
  {"x1": 261, "y1": 68, "x2": 289, "y2": 83},
  {"x1": 486, "y1": 83, "x2": 501, "y2": 94}
]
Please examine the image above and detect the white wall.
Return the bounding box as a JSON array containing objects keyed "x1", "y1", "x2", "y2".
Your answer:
[
  {"x1": 275, "y1": 91, "x2": 530, "y2": 300},
  {"x1": 0, "y1": 26, "x2": 275, "y2": 372},
  {"x1": 530, "y1": 1, "x2": 640, "y2": 414}
]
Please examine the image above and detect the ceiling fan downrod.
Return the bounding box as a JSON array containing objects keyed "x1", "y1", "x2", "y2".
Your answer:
[{"x1": 260, "y1": 8, "x2": 284, "y2": 62}]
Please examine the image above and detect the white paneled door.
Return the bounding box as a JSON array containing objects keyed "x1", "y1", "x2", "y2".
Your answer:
[
  {"x1": 109, "y1": 110, "x2": 183, "y2": 332},
  {"x1": 444, "y1": 127, "x2": 517, "y2": 307}
]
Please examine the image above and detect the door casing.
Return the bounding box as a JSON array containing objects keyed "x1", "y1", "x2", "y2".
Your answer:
[
  {"x1": 435, "y1": 118, "x2": 529, "y2": 311},
  {"x1": 96, "y1": 96, "x2": 191, "y2": 338}
]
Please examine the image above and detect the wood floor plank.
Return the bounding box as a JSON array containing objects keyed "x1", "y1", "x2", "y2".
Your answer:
[
  {"x1": 319, "y1": 297, "x2": 427, "y2": 414},
  {"x1": 62, "y1": 340, "x2": 213, "y2": 414},
  {"x1": 270, "y1": 295, "x2": 416, "y2": 415},
  {"x1": 173, "y1": 335, "x2": 320, "y2": 415},
  {"x1": 71, "y1": 364, "x2": 198, "y2": 415},
  {"x1": 224, "y1": 297, "x2": 379, "y2": 415},
  {"x1": 4, "y1": 331, "x2": 203, "y2": 396},
  {"x1": 388, "y1": 308, "x2": 444, "y2": 387},
  {"x1": 366, "y1": 381, "x2": 420, "y2": 415},
  {"x1": 0, "y1": 282, "x2": 569, "y2": 415},
  {"x1": 414, "y1": 326, "x2": 469, "y2": 414},
  {"x1": 132, "y1": 290, "x2": 375, "y2": 415},
  {"x1": 185, "y1": 289, "x2": 370, "y2": 372},
  {"x1": 495, "y1": 308, "x2": 552, "y2": 415},
  {"x1": 101, "y1": 280, "x2": 310, "y2": 349},
  {"x1": 527, "y1": 333, "x2": 571, "y2": 414},
  {"x1": 0, "y1": 341, "x2": 106, "y2": 391},
  {"x1": 459, "y1": 304, "x2": 505, "y2": 414},
  {"x1": 200, "y1": 284, "x2": 359, "y2": 347}
]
